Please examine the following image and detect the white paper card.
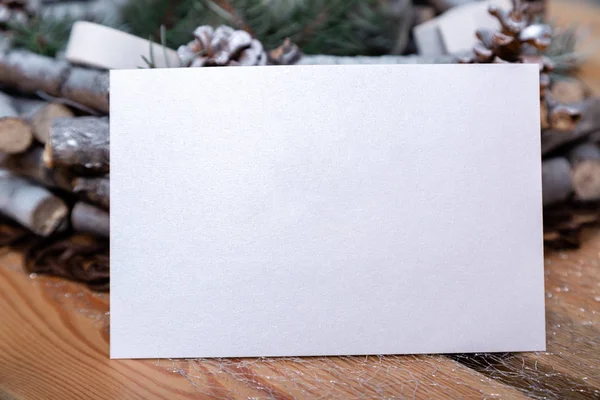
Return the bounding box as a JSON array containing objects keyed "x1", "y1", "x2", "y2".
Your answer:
[{"x1": 110, "y1": 64, "x2": 545, "y2": 359}]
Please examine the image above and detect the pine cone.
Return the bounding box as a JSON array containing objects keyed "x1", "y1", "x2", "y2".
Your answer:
[
  {"x1": 177, "y1": 25, "x2": 267, "y2": 67},
  {"x1": 462, "y1": 0, "x2": 551, "y2": 64},
  {"x1": 268, "y1": 38, "x2": 302, "y2": 65},
  {"x1": 0, "y1": 0, "x2": 40, "y2": 27},
  {"x1": 462, "y1": 0, "x2": 581, "y2": 131},
  {"x1": 0, "y1": 0, "x2": 35, "y2": 31}
]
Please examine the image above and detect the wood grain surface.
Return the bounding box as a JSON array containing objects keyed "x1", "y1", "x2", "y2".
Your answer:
[{"x1": 1, "y1": 0, "x2": 600, "y2": 398}]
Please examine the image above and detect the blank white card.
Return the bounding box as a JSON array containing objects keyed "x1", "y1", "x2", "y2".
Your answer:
[{"x1": 110, "y1": 64, "x2": 545, "y2": 359}]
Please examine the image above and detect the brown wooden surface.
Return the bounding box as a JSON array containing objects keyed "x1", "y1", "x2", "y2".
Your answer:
[{"x1": 1, "y1": 0, "x2": 600, "y2": 398}]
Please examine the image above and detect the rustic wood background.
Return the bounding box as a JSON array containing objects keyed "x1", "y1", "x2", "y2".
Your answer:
[{"x1": 1, "y1": 0, "x2": 599, "y2": 398}]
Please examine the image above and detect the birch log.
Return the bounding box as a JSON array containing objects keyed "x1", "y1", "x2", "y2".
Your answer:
[
  {"x1": 61, "y1": 67, "x2": 109, "y2": 114},
  {"x1": 71, "y1": 202, "x2": 109, "y2": 238},
  {"x1": 0, "y1": 50, "x2": 109, "y2": 113},
  {"x1": 44, "y1": 117, "x2": 109, "y2": 172},
  {"x1": 0, "y1": 50, "x2": 68, "y2": 97},
  {"x1": 16, "y1": 99, "x2": 74, "y2": 144},
  {"x1": 567, "y1": 143, "x2": 600, "y2": 201},
  {"x1": 72, "y1": 175, "x2": 109, "y2": 210},
  {"x1": 0, "y1": 170, "x2": 68, "y2": 236},
  {"x1": 0, "y1": 92, "x2": 33, "y2": 154},
  {"x1": 542, "y1": 97, "x2": 600, "y2": 155},
  {"x1": 0, "y1": 146, "x2": 72, "y2": 190},
  {"x1": 542, "y1": 158, "x2": 573, "y2": 206}
]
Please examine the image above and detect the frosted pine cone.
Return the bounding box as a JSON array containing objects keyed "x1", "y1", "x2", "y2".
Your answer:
[
  {"x1": 0, "y1": 0, "x2": 39, "y2": 30},
  {"x1": 177, "y1": 25, "x2": 267, "y2": 67},
  {"x1": 462, "y1": 0, "x2": 581, "y2": 132}
]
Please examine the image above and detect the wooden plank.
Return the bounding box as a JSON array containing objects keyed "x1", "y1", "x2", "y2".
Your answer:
[
  {"x1": 0, "y1": 250, "x2": 527, "y2": 399},
  {"x1": 452, "y1": 229, "x2": 600, "y2": 399},
  {"x1": 1, "y1": 1, "x2": 599, "y2": 398}
]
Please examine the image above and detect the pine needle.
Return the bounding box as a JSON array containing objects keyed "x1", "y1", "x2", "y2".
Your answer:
[
  {"x1": 121, "y1": 0, "x2": 412, "y2": 56},
  {"x1": 544, "y1": 24, "x2": 592, "y2": 76}
]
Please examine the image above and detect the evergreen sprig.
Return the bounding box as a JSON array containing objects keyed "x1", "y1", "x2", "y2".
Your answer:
[
  {"x1": 8, "y1": 14, "x2": 76, "y2": 57},
  {"x1": 121, "y1": 0, "x2": 408, "y2": 56},
  {"x1": 5, "y1": 8, "x2": 122, "y2": 58},
  {"x1": 544, "y1": 24, "x2": 591, "y2": 76}
]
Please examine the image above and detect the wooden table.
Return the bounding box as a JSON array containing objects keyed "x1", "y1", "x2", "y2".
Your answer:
[{"x1": 1, "y1": 1, "x2": 600, "y2": 398}]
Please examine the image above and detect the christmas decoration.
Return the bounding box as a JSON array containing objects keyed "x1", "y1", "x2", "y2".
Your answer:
[
  {"x1": 460, "y1": 0, "x2": 584, "y2": 133},
  {"x1": 268, "y1": 38, "x2": 302, "y2": 65},
  {"x1": 178, "y1": 25, "x2": 267, "y2": 67},
  {"x1": 0, "y1": 0, "x2": 596, "y2": 292},
  {"x1": 121, "y1": 0, "x2": 414, "y2": 57}
]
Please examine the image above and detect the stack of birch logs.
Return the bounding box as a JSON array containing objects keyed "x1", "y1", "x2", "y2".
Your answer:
[
  {"x1": 542, "y1": 87, "x2": 600, "y2": 247},
  {"x1": 0, "y1": 49, "x2": 110, "y2": 289},
  {"x1": 0, "y1": 0, "x2": 598, "y2": 291}
]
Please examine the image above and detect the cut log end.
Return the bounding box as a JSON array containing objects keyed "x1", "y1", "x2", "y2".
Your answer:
[
  {"x1": 551, "y1": 80, "x2": 586, "y2": 104},
  {"x1": 33, "y1": 196, "x2": 69, "y2": 236},
  {"x1": 30, "y1": 103, "x2": 74, "y2": 144},
  {"x1": 571, "y1": 160, "x2": 600, "y2": 202},
  {"x1": 0, "y1": 117, "x2": 33, "y2": 154},
  {"x1": 0, "y1": 171, "x2": 69, "y2": 236},
  {"x1": 42, "y1": 140, "x2": 54, "y2": 168},
  {"x1": 549, "y1": 104, "x2": 582, "y2": 132}
]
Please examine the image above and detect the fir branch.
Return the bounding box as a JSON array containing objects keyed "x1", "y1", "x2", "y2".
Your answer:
[
  {"x1": 8, "y1": 14, "x2": 75, "y2": 57},
  {"x1": 544, "y1": 24, "x2": 592, "y2": 76},
  {"x1": 121, "y1": 0, "x2": 215, "y2": 48},
  {"x1": 123, "y1": 0, "x2": 412, "y2": 56},
  {"x1": 141, "y1": 25, "x2": 180, "y2": 68},
  {"x1": 6, "y1": 7, "x2": 123, "y2": 57}
]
